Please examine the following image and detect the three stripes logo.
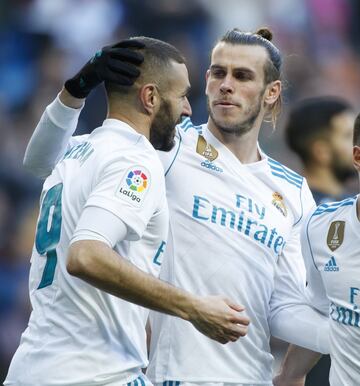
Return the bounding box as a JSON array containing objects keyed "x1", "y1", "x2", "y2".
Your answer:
[{"x1": 324, "y1": 256, "x2": 339, "y2": 272}]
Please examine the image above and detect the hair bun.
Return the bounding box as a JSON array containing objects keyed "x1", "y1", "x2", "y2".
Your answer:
[{"x1": 256, "y1": 27, "x2": 273, "y2": 41}]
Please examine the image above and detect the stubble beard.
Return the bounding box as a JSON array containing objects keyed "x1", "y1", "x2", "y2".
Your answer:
[
  {"x1": 207, "y1": 92, "x2": 264, "y2": 137},
  {"x1": 150, "y1": 98, "x2": 180, "y2": 152}
]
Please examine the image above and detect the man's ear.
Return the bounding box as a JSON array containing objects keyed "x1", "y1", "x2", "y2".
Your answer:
[
  {"x1": 353, "y1": 146, "x2": 360, "y2": 172},
  {"x1": 205, "y1": 69, "x2": 211, "y2": 96},
  {"x1": 139, "y1": 84, "x2": 160, "y2": 115},
  {"x1": 264, "y1": 80, "x2": 281, "y2": 107},
  {"x1": 205, "y1": 69, "x2": 210, "y2": 82}
]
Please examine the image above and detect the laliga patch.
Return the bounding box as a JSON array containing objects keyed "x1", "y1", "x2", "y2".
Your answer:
[{"x1": 116, "y1": 166, "x2": 151, "y2": 207}]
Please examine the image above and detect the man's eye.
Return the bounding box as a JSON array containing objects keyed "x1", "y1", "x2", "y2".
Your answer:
[
  {"x1": 235, "y1": 72, "x2": 252, "y2": 81},
  {"x1": 212, "y1": 70, "x2": 225, "y2": 78}
]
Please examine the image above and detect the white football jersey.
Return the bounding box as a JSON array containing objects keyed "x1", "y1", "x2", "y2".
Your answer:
[
  {"x1": 147, "y1": 119, "x2": 316, "y2": 384},
  {"x1": 5, "y1": 119, "x2": 168, "y2": 386},
  {"x1": 14, "y1": 99, "x2": 322, "y2": 385},
  {"x1": 302, "y1": 195, "x2": 360, "y2": 386}
]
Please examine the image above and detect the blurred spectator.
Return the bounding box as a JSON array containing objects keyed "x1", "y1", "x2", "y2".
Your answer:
[{"x1": 285, "y1": 97, "x2": 356, "y2": 204}]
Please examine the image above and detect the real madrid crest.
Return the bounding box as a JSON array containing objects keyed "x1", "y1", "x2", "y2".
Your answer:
[
  {"x1": 196, "y1": 135, "x2": 218, "y2": 162},
  {"x1": 327, "y1": 221, "x2": 345, "y2": 251},
  {"x1": 272, "y1": 192, "x2": 287, "y2": 217}
]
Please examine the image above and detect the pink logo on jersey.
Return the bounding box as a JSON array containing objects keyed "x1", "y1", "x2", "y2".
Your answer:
[{"x1": 126, "y1": 170, "x2": 148, "y2": 192}]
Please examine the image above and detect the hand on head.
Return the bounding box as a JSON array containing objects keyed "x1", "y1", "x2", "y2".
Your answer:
[{"x1": 65, "y1": 39, "x2": 145, "y2": 99}]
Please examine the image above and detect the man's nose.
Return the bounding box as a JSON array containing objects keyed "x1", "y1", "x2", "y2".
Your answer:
[
  {"x1": 220, "y1": 75, "x2": 234, "y2": 94},
  {"x1": 182, "y1": 97, "x2": 192, "y2": 117}
]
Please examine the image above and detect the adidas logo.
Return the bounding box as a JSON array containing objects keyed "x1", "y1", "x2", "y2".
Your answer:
[
  {"x1": 324, "y1": 256, "x2": 339, "y2": 272},
  {"x1": 200, "y1": 160, "x2": 223, "y2": 173}
]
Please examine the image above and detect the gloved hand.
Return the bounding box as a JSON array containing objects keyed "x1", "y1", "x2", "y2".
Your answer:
[{"x1": 64, "y1": 39, "x2": 145, "y2": 98}]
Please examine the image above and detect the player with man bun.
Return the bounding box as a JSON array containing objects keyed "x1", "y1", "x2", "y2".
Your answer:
[{"x1": 21, "y1": 28, "x2": 330, "y2": 385}]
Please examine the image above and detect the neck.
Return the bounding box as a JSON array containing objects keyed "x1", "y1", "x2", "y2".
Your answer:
[
  {"x1": 107, "y1": 100, "x2": 150, "y2": 139},
  {"x1": 304, "y1": 165, "x2": 343, "y2": 197},
  {"x1": 207, "y1": 117, "x2": 262, "y2": 163}
]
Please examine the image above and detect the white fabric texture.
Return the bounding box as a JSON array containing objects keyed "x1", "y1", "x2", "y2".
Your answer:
[
  {"x1": 148, "y1": 123, "x2": 324, "y2": 384},
  {"x1": 71, "y1": 205, "x2": 128, "y2": 247}
]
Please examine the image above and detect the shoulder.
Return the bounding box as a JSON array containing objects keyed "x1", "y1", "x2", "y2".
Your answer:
[
  {"x1": 303, "y1": 196, "x2": 357, "y2": 245},
  {"x1": 266, "y1": 156, "x2": 304, "y2": 190},
  {"x1": 177, "y1": 117, "x2": 204, "y2": 136},
  {"x1": 175, "y1": 117, "x2": 206, "y2": 147},
  {"x1": 88, "y1": 125, "x2": 164, "y2": 182},
  {"x1": 265, "y1": 156, "x2": 315, "y2": 226},
  {"x1": 310, "y1": 196, "x2": 357, "y2": 219}
]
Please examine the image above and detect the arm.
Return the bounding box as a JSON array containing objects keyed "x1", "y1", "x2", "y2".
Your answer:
[
  {"x1": 273, "y1": 208, "x2": 330, "y2": 384},
  {"x1": 269, "y1": 238, "x2": 329, "y2": 354},
  {"x1": 66, "y1": 150, "x2": 250, "y2": 345},
  {"x1": 273, "y1": 345, "x2": 321, "y2": 386},
  {"x1": 67, "y1": 238, "x2": 249, "y2": 344},
  {"x1": 24, "y1": 39, "x2": 145, "y2": 178},
  {"x1": 23, "y1": 90, "x2": 85, "y2": 178},
  {"x1": 269, "y1": 182, "x2": 329, "y2": 354}
]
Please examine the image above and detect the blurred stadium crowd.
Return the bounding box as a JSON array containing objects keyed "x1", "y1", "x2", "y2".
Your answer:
[{"x1": 1, "y1": 0, "x2": 360, "y2": 381}]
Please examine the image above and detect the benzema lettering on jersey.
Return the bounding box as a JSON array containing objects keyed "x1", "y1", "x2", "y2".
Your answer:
[{"x1": 116, "y1": 166, "x2": 151, "y2": 207}]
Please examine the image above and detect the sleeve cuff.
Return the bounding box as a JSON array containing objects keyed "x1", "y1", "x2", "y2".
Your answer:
[{"x1": 46, "y1": 92, "x2": 85, "y2": 131}]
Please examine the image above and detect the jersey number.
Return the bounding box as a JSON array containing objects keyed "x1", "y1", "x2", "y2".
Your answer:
[{"x1": 35, "y1": 183, "x2": 63, "y2": 289}]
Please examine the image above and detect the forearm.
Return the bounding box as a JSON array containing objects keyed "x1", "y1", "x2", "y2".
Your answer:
[
  {"x1": 274, "y1": 345, "x2": 321, "y2": 385},
  {"x1": 270, "y1": 304, "x2": 329, "y2": 354},
  {"x1": 23, "y1": 90, "x2": 84, "y2": 178},
  {"x1": 59, "y1": 87, "x2": 85, "y2": 109},
  {"x1": 67, "y1": 240, "x2": 194, "y2": 320}
]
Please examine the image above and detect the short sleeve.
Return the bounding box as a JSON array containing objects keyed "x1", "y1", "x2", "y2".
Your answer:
[{"x1": 85, "y1": 151, "x2": 163, "y2": 240}]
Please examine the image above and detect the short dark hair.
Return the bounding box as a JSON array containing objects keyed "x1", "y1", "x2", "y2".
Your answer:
[
  {"x1": 105, "y1": 36, "x2": 185, "y2": 96},
  {"x1": 216, "y1": 27, "x2": 282, "y2": 126},
  {"x1": 354, "y1": 113, "x2": 360, "y2": 146},
  {"x1": 285, "y1": 97, "x2": 352, "y2": 165}
]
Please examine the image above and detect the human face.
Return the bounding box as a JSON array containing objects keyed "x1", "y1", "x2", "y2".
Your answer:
[
  {"x1": 150, "y1": 62, "x2": 191, "y2": 151},
  {"x1": 206, "y1": 43, "x2": 270, "y2": 136},
  {"x1": 329, "y1": 111, "x2": 357, "y2": 182}
]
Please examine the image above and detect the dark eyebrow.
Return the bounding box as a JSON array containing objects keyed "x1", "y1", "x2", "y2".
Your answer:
[
  {"x1": 233, "y1": 67, "x2": 255, "y2": 76},
  {"x1": 211, "y1": 64, "x2": 255, "y2": 77},
  {"x1": 210, "y1": 64, "x2": 225, "y2": 71}
]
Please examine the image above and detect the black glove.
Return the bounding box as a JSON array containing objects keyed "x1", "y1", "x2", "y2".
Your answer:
[{"x1": 64, "y1": 39, "x2": 145, "y2": 98}]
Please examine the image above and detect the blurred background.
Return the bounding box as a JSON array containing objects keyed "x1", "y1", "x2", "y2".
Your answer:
[{"x1": 1, "y1": 0, "x2": 360, "y2": 382}]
